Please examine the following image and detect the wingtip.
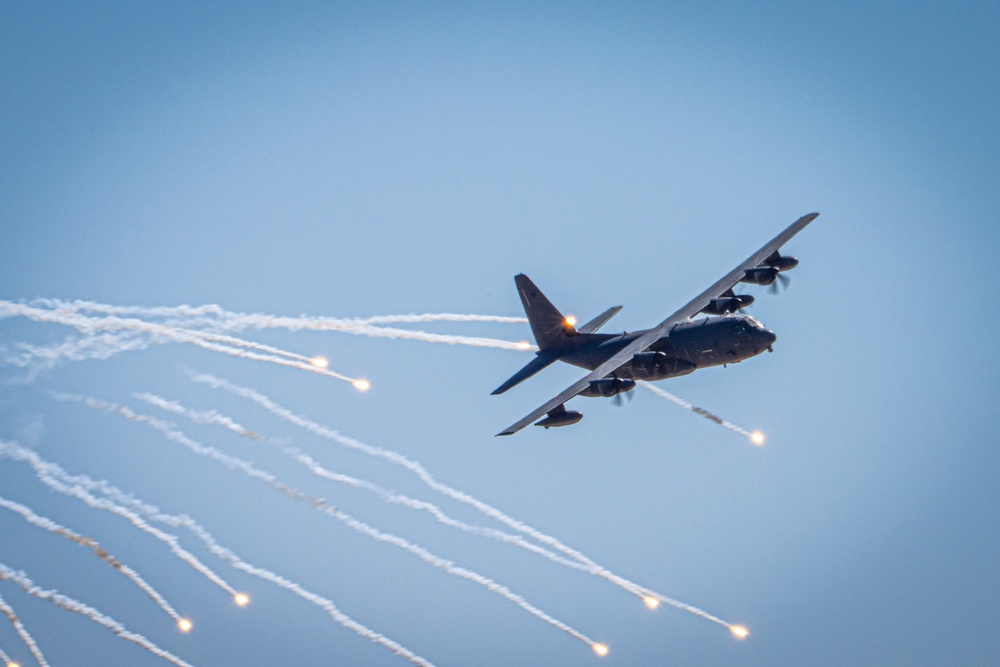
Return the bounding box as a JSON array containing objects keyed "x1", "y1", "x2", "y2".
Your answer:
[{"x1": 496, "y1": 431, "x2": 514, "y2": 437}]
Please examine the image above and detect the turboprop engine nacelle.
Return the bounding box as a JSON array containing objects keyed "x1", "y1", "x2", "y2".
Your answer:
[
  {"x1": 631, "y1": 351, "x2": 695, "y2": 377},
  {"x1": 580, "y1": 377, "x2": 636, "y2": 398},
  {"x1": 632, "y1": 351, "x2": 668, "y2": 368},
  {"x1": 701, "y1": 294, "x2": 754, "y2": 315},
  {"x1": 740, "y1": 266, "x2": 779, "y2": 285},
  {"x1": 764, "y1": 251, "x2": 798, "y2": 271}
]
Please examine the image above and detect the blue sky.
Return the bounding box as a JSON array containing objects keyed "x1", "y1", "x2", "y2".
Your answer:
[{"x1": 1, "y1": 2, "x2": 998, "y2": 665}]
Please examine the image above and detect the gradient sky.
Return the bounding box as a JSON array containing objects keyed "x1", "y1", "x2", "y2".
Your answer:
[{"x1": 2, "y1": 2, "x2": 998, "y2": 665}]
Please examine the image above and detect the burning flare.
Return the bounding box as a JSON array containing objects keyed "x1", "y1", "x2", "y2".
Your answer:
[
  {"x1": 750, "y1": 431, "x2": 765, "y2": 446},
  {"x1": 643, "y1": 596, "x2": 660, "y2": 610},
  {"x1": 730, "y1": 625, "x2": 749, "y2": 639},
  {"x1": 177, "y1": 618, "x2": 193, "y2": 633},
  {"x1": 310, "y1": 356, "x2": 329, "y2": 369},
  {"x1": 234, "y1": 593, "x2": 250, "y2": 607},
  {"x1": 352, "y1": 378, "x2": 371, "y2": 393},
  {"x1": 592, "y1": 643, "x2": 609, "y2": 656}
]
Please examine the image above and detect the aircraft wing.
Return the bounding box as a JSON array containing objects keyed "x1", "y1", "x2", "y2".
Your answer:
[{"x1": 496, "y1": 212, "x2": 819, "y2": 436}]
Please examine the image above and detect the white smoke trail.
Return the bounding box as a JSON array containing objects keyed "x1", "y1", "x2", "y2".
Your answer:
[
  {"x1": 0, "y1": 564, "x2": 196, "y2": 667},
  {"x1": 0, "y1": 442, "x2": 435, "y2": 666},
  {"x1": 141, "y1": 508, "x2": 439, "y2": 667},
  {"x1": 133, "y1": 393, "x2": 262, "y2": 440},
  {"x1": 0, "y1": 643, "x2": 10, "y2": 667},
  {"x1": 210, "y1": 317, "x2": 534, "y2": 351},
  {"x1": 2, "y1": 331, "x2": 147, "y2": 368},
  {"x1": 133, "y1": 392, "x2": 599, "y2": 573},
  {"x1": 350, "y1": 314, "x2": 526, "y2": 325},
  {"x1": 190, "y1": 373, "x2": 738, "y2": 629},
  {"x1": 0, "y1": 302, "x2": 359, "y2": 383},
  {"x1": 0, "y1": 331, "x2": 152, "y2": 385},
  {"x1": 64, "y1": 396, "x2": 599, "y2": 649},
  {"x1": 0, "y1": 441, "x2": 239, "y2": 601},
  {"x1": 30, "y1": 299, "x2": 526, "y2": 326},
  {"x1": 29, "y1": 300, "x2": 232, "y2": 320},
  {"x1": 0, "y1": 593, "x2": 49, "y2": 667},
  {"x1": 182, "y1": 529, "x2": 438, "y2": 666},
  {"x1": 0, "y1": 496, "x2": 185, "y2": 625},
  {"x1": 11, "y1": 300, "x2": 534, "y2": 354},
  {"x1": 639, "y1": 382, "x2": 756, "y2": 439},
  {"x1": 289, "y1": 449, "x2": 597, "y2": 572}
]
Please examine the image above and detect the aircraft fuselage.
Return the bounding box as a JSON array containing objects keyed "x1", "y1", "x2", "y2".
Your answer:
[{"x1": 556, "y1": 315, "x2": 777, "y2": 381}]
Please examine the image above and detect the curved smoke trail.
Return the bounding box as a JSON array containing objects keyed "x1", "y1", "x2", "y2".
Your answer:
[
  {"x1": 0, "y1": 495, "x2": 185, "y2": 625},
  {"x1": 190, "y1": 373, "x2": 738, "y2": 629},
  {"x1": 0, "y1": 441, "x2": 436, "y2": 667},
  {"x1": 0, "y1": 564, "x2": 195, "y2": 667},
  {"x1": 134, "y1": 392, "x2": 601, "y2": 574},
  {"x1": 59, "y1": 396, "x2": 602, "y2": 650},
  {"x1": 0, "y1": 592, "x2": 49, "y2": 667}
]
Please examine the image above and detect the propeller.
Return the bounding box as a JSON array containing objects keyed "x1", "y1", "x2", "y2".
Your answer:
[
  {"x1": 768, "y1": 272, "x2": 791, "y2": 294},
  {"x1": 611, "y1": 390, "x2": 635, "y2": 407}
]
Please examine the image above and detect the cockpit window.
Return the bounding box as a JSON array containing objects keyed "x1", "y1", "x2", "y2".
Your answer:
[{"x1": 743, "y1": 315, "x2": 764, "y2": 329}]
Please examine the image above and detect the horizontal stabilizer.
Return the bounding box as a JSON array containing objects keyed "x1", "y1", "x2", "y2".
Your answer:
[
  {"x1": 491, "y1": 351, "x2": 560, "y2": 395},
  {"x1": 577, "y1": 306, "x2": 622, "y2": 334}
]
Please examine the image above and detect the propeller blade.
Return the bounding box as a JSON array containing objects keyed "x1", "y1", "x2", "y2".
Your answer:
[
  {"x1": 768, "y1": 272, "x2": 791, "y2": 294},
  {"x1": 611, "y1": 388, "x2": 635, "y2": 407}
]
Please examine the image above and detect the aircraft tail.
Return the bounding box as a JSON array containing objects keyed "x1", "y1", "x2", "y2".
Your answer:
[
  {"x1": 493, "y1": 275, "x2": 622, "y2": 395},
  {"x1": 515, "y1": 274, "x2": 575, "y2": 352}
]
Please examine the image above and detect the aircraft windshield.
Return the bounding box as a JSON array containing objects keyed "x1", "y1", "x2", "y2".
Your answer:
[{"x1": 743, "y1": 315, "x2": 765, "y2": 329}]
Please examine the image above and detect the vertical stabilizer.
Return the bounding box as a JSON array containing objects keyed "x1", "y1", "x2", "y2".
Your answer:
[{"x1": 515, "y1": 274, "x2": 575, "y2": 351}]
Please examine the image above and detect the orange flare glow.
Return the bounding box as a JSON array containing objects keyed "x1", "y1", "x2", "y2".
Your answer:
[
  {"x1": 643, "y1": 595, "x2": 660, "y2": 609},
  {"x1": 352, "y1": 378, "x2": 371, "y2": 392},
  {"x1": 592, "y1": 643, "x2": 609, "y2": 656},
  {"x1": 730, "y1": 625, "x2": 749, "y2": 639},
  {"x1": 564, "y1": 315, "x2": 577, "y2": 327},
  {"x1": 178, "y1": 618, "x2": 193, "y2": 633},
  {"x1": 750, "y1": 431, "x2": 765, "y2": 446},
  {"x1": 9, "y1": 662, "x2": 21, "y2": 667},
  {"x1": 234, "y1": 593, "x2": 250, "y2": 607},
  {"x1": 310, "y1": 356, "x2": 329, "y2": 369}
]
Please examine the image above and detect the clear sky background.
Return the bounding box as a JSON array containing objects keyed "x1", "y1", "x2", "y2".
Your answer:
[{"x1": 1, "y1": 2, "x2": 998, "y2": 665}]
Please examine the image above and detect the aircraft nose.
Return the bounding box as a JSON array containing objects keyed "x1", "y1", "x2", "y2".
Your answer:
[{"x1": 761, "y1": 329, "x2": 777, "y2": 347}]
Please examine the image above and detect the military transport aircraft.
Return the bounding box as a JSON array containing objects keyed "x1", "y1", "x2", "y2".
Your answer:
[{"x1": 493, "y1": 213, "x2": 819, "y2": 435}]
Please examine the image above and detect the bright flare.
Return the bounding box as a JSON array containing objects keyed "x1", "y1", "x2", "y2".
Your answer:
[
  {"x1": 234, "y1": 593, "x2": 250, "y2": 607},
  {"x1": 592, "y1": 643, "x2": 609, "y2": 657},
  {"x1": 310, "y1": 356, "x2": 329, "y2": 369},
  {"x1": 515, "y1": 340, "x2": 532, "y2": 351},
  {"x1": 750, "y1": 431, "x2": 765, "y2": 446},
  {"x1": 178, "y1": 618, "x2": 193, "y2": 633},
  {"x1": 352, "y1": 378, "x2": 371, "y2": 393},
  {"x1": 730, "y1": 625, "x2": 749, "y2": 639},
  {"x1": 9, "y1": 662, "x2": 21, "y2": 667},
  {"x1": 643, "y1": 596, "x2": 660, "y2": 610},
  {"x1": 564, "y1": 316, "x2": 577, "y2": 327}
]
